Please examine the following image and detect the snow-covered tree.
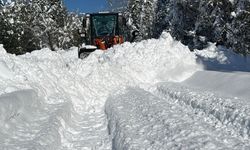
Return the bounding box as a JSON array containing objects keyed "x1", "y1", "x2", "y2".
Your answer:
[
  {"x1": 227, "y1": 0, "x2": 250, "y2": 55},
  {"x1": 124, "y1": 0, "x2": 158, "y2": 40},
  {"x1": 0, "y1": 0, "x2": 38, "y2": 54},
  {"x1": 26, "y1": 0, "x2": 68, "y2": 51},
  {"x1": 117, "y1": 0, "x2": 250, "y2": 54},
  {"x1": 153, "y1": 0, "x2": 171, "y2": 38},
  {"x1": 60, "y1": 12, "x2": 82, "y2": 49},
  {"x1": 0, "y1": 0, "x2": 82, "y2": 54}
]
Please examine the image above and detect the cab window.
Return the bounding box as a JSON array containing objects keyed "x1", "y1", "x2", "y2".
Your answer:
[{"x1": 92, "y1": 15, "x2": 117, "y2": 37}]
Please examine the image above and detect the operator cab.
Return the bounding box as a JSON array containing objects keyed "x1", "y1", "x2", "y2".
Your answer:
[{"x1": 91, "y1": 14, "x2": 118, "y2": 37}]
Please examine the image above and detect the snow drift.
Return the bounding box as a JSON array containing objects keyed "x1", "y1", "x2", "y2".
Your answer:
[{"x1": 195, "y1": 44, "x2": 250, "y2": 71}]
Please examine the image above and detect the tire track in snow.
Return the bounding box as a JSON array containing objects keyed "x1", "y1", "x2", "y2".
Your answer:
[
  {"x1": 155, "y1": 82, "x2": 250, "y2": 140},
  {"x1": 106, "y1": 87, "x2": 250, "y2": 149}
]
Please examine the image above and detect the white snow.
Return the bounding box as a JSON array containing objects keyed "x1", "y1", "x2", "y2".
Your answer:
[
  {"x1": 0, "y1": 31, "x2": 250, "y2": 149},
  {"x1": 229, "y1": 0, "x2": 235, "y2": 4},
  {"x1": 195, "y1": 43, "x2": 250, "y2": 71},
  {"x1": 183, "y1": 70, "x2": 250, "y2": 101},
  {"x1": 81, "y1": 44, "x2": 97, "y2": 49},
  {"x1": 0, "y1": 60, "x2": 14, "y2": 79},
  {"x1": 106, "y1": 87, "x2": 250, "y2": 149},
  {"x1": 231, "y1": 11, "x2": 237, "y2": 17},
  {"x1": 0, "y1": 45, "x2": 14, "y2": 79}
]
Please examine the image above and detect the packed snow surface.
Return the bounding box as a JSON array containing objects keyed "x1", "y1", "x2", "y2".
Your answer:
[
  {"x1": 106, "y1": 87, "x2": 250, "y2": 149},
  {"x1": 183, "y1": 70, "x2": 250, "y2": 101},
  {"x1": 1, "y1": 32, "x2": 250, "y2": 149}
]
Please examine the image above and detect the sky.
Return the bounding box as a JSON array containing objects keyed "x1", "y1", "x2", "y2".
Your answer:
[{"x1": 63, "y1": 0, "x2": 109, "y2": 13}]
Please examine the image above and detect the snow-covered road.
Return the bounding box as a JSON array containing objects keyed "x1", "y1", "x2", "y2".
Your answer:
[
  {"x1": 0, "y1": 32, "x2": 250, "y2": 149},
  {"x1": 106, "y1": 87, "x2": 250, "y2": 149}
]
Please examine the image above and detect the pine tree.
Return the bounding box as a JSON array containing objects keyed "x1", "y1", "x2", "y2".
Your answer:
[
  {"x1": 0, "y1": 0, "x2": 82, "y2": 54},
  {"x1": 227, "y1": 0, "x2": 250, "y2": 55},
  {"x1": 153, "y1": 0, "x2": 171, "y2": 38},
  {"x1": 0, "y1": 0, "x2": 36, "y2": 54},
  {"x1": 141, "y1": 0, "x2": 157, "y2": 38}
]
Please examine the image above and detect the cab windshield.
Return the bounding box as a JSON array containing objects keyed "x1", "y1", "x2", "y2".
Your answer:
[{"x1": 92, "y1": 15, "x2": 117, "y2": 37}]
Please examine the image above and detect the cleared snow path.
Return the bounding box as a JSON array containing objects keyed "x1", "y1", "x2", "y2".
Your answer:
[{"x1": 106, "y1": 87, "x2": 250, "y2": 149}]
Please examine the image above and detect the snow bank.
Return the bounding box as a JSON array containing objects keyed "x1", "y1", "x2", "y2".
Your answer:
[
  {"x1": 106, "y1": 88, "x2": 250, "y2": 149},
  {"x1": 0, "y1": 33, "x2": 201, "y2": 149},
  {"x1": 102, "y1": 32, "x2": 202, "y2": 83},
  {"x1": 195, "y1": 44, "x2": 250, "y2": 71},
  {"x1": 105, "y1": 41, "x2": 250, "y2": 149},
  {"x1": 0, "y1": 44, "x2": 6, "y2": 54},
  {"x1": 0, "y1": 90, "x2": 70, "y2": 150}
]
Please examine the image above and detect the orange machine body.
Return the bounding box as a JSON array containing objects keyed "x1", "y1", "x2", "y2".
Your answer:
[{"x1": 94, "y1": 35, "x2": 124, "y2": 50}]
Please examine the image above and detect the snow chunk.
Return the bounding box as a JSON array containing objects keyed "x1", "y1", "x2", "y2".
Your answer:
[
  {"x1": 9, "y1": 18, "x2": 14, "y2": 24},
  {"x1": 231, "y1": 11, "x2": 237, "y2": 17},
  {"x1": 229, "y1": 0, "x2": 234, "y2": 4},
  {"x1": 0, "y1": 44, "x2": 7, "y2": 54},
  {"x1": 0, "y1": 60, "x2": 14, "y2": 79}
]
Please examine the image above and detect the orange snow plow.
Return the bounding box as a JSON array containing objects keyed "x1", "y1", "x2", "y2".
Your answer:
[{"x1": 78, "y1": 12, "x2": 125, "y2": 58}]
